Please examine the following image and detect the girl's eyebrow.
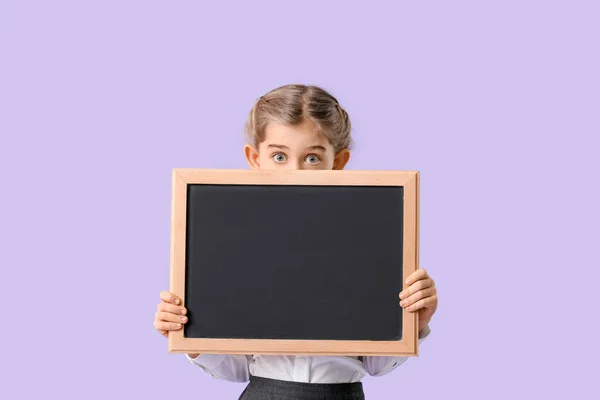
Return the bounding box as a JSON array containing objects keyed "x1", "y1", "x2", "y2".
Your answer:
[
  {"x1": 306, "y1": 145, "x2": 326, "y2": 151},
  {"x1": 267, "y1": 144, "x2": 289, "y2": 149}
]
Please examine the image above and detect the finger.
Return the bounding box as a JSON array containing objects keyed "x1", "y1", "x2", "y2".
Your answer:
[
  {"x1": 154, "y1": 320, "x2": 183, "y2": 331},
  {"x1": 160, "y1": 291, "x2": 181, "y2": 305},
  {"x1": 400, "y1": 287, "x2": 436, "y2": 308},
  {"x1": 156, "y1": 311, "x2": 188, "y2": 324},
  {"x1": 158, "y1": 301, "x2": 187, "y2": 315},
  {"x1": 399, "y1": 277, "x2": 434, "y2": 299},
  {"x1": 407, "y1": 295, "x2": 437, "y2": 312},
  {"x1": 405, "y1": 268, "x2": 429, "y2": 285},
  {"x1": 156, "y1": 325, "x2": 167, "y2": 336}
]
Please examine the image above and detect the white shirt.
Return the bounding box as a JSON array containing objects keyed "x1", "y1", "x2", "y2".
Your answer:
[{"x1": 186, "y1": 328, "x2": 430, "y2": 384}]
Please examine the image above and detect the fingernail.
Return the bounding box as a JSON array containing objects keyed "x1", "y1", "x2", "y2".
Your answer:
[
  {"x1": 176, "y1": 323, "x2": 181, "y2": 328},
  {"x1": 400, "y1": 301, "x2": 405, "y2": 307},
  {"x1": 181, "y1": 317, "x2": 187, "y2": 322},
  {"x1": 181, "y1": 308, "x2": 187, "y2": 315},
  {"x1": 399, "y1": 292, "x2": 405, "y2": 299},
  {"x1": 406, "y1": 279, "x2": 411, "y2": 284},
  {"x1": 175, "y1": 299, "x2": 180, "y2": 305}
]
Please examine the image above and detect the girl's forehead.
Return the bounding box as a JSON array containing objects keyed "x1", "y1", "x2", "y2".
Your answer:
[{"x1": 263, "y1": 122, "x2": 332, "y2": 149}]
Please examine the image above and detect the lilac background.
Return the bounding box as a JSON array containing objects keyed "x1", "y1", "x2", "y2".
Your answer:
[{"x1": 1, "y1": 1, "x2": 599, "y2": 399}]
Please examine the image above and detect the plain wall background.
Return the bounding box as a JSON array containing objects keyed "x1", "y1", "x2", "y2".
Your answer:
[{"x1": 1, "y1": 1, "x2": 598, "y2": 399}]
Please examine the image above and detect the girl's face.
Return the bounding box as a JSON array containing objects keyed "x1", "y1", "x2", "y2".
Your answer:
[{"x1": 244, "y1": 120, "x2": 350, "y2": 170}]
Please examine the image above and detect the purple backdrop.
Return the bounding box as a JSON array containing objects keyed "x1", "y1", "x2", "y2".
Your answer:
[{"x1": 1, "y1": 1, "x2": 598, "y2": 399}]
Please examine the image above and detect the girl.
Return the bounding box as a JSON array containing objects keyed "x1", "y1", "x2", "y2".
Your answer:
[{"x1": 154, "y1": 84, "x2": 439, "y2": 400}]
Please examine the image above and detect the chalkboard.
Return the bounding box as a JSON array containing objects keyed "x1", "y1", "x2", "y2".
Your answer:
[{"x1": 168, "y1": 169, "x2": 420, "y2": 356}]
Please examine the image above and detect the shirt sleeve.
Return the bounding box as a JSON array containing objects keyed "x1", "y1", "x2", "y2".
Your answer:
[
  {"x1": 364, "y1": 326, "x2": 431, "y2": 377},
  {"x1": 186, "y1": 354, "x2": 252, "y2": 382}
]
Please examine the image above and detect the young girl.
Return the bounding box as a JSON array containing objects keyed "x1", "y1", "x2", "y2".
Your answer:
[{"x1": 154, "y1": 84, "x2": 439, "y2": 400}]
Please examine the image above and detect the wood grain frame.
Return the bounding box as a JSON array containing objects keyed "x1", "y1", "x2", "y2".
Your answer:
[{"x1": 168, "y1": 168, "x2": 420, "y2": 356}]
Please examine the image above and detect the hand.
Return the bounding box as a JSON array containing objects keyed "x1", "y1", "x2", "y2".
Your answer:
[
  {"x1": 154, "y1": 291, "x2": 188, "y2": 338},
  {"x1": 398, "y1": 268, "x2": 438, "y2": 330}
]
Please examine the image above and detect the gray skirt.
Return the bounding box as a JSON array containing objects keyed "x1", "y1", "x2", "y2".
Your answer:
[{"x1": 238, "y1": 375, "x2": 365, "y2": 400}]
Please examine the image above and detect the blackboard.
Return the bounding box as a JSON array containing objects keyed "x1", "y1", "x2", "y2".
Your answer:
[{"x1": 168, "y1": 169, "x2": 420, "y2": 356}]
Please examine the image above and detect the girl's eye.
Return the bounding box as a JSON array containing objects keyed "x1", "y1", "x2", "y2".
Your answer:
[
  {"x1": 272, "y1": 153, "x2": 287, "y2": 163},
  {"x1": 305, "y1": 154, "x2": 321, "y2": 165}
]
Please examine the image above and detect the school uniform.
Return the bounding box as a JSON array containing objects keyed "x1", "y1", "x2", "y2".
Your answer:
[{"x1": 186, "y1": 325, "x2": 431, "y2": 399}]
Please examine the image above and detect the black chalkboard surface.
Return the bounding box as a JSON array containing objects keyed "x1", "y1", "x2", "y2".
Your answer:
[
  {"x1": 184, "y1": 184, "x2": 403, "y2": 341},
  {"x1": 168, "y1": 169, "x2": 419, "y2": 356}
]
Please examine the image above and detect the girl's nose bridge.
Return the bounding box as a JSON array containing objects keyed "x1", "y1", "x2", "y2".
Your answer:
[{"x1": 291, "y1": 158, "x2": 303, "y2": 170}]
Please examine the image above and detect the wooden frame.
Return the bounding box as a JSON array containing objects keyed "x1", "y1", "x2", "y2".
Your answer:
[{"x1": 168, "y1": 168, "x2": 420, "y2": 356}]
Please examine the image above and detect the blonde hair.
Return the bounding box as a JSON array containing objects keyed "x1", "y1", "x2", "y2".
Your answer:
[{"x1": 244, "y1": 84, "x2": 353, "y2": 152}]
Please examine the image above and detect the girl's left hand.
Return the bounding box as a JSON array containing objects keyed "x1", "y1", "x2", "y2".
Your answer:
[{"x1": 399, "y1": 268, "x2": 438, "y2": 330}]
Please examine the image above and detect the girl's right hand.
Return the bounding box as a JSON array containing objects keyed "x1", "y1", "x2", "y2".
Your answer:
[{"x1": 154, "y1": 291, "x2": 188, "y2": 338}]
